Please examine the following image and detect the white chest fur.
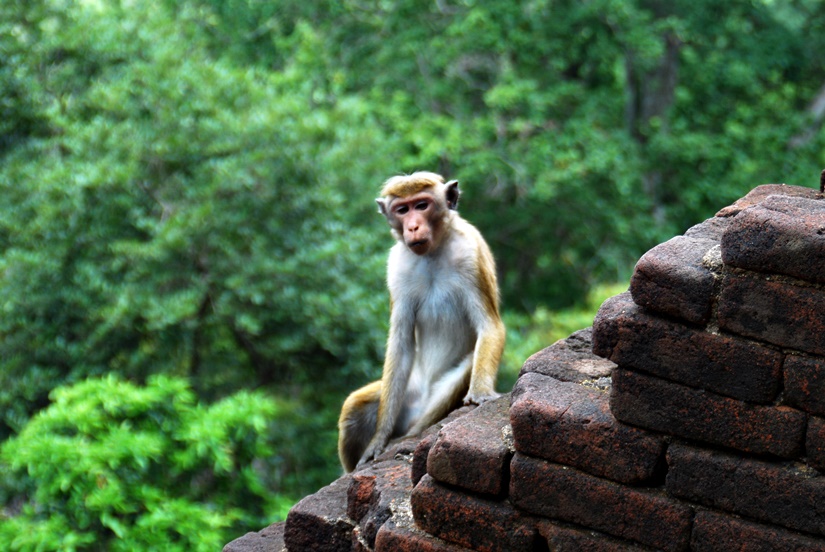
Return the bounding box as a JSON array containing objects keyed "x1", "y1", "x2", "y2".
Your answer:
[{"x1": 387, "y1": 233, "x2": 479, "y2": 424}]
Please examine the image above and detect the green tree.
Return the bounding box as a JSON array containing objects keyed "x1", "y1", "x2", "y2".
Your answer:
[
  {"x1": 3, "y1": 0, "x2": 825, "y2": 547},
  {"x1": 0, "y1": 0, "x2": 390, "y2": 428},
  {"x1": 185, "y1": 0, "x2": 825, "y2": 307},
  {"x1": 0, "y1": 0, "x2": 398, "y2": 521},
  {"x1": 0, "y1": 375, "x2": 284, "y2": 551}
]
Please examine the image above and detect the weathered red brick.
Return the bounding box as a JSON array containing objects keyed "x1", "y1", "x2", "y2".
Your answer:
[
  {"x1": 718, "y1": 274, "x2": 825, "y2": 356},
  {"x1": 347, "y1": 474, "x2": 377, "y2": 522},
  {"x1": 510, "y1": 453, "x2": 693, "y2": 552},
  {"x1": 372, "y1": 404, "x2": 476, "y2": 472},
  {"x1": 510, "y1": 372, "x2": 665, "y2": 485},
  {"x1": 721, "y1": 194, "x2": 825, "y2": 284},
  {"x1": 411, "y1": 475, "x2": 536, "y2": 552},
  {"x1": 691, "y1": 510, "x2": 825, "y2": 551},
  {"x1": 409, "y1": 405, "x2": 475, "y2": 486},
  {"x1": 222, "y1": 522, "x2": 285, "y2": 552},
  {"x1": 592, "y1": 291, "x2": 635, "y2": 360},
  {"x1": 611, "y1": 368, "x2": 806, "y2": 458},
  {"x1": 599, "y1": 295, "x2": 782, "y2": 403},
  {"x1": 426, "y1": 395, "x2": 513, "y2": 497},
  {"x1": 785, "y1": 355, "x2": 825, "y2": 416},
  {"x1": 667, "y1": 443, "x2": 825, "y2": 537},
  {"x1": 537, "y1": 520, "x2": 650, "y2": 551},
  {"x1": 715, "y1": 184, "x2": 821, "y2": 217},
  {"x1": 520, "y1": 327, "x2": 614, "y2": 384},
  {"x1": 352, "y1": 526, "x2": 370, "y2": 552},
  {"x1": 630, "y1": 234, "x2": 719, "y2": 325},
  {"x1": 345, "y1": 460, "x2": 413, "y2": 548},
  {"x1": 375, "y1": 516, "x2": 473, "y2": 552},
  {"x1": 412, "y1": 433, "x2": 436, "y2": 486},
  {"x1": 284, "y1": 475, "x2": 355, "y2": 552},
  {"x1": 807, "y1": 416, "x2": 825, "y2": 472},
  {"x1": 683, "y1": 214, "x2": 730, "y2": 241}
]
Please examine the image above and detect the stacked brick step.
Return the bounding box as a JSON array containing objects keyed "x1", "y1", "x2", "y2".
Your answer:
[
  {"x1": 224, "y1": 183, "x2": 825, "y2": 551},
  {"x1": 591, "y1": 183, "x2": 825, "y2": 550},
  {"x1": 415, "y1": 326, "x2": 690, "y2": 551}
]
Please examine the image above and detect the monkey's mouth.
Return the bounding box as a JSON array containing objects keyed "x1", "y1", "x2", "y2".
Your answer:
[{"x1": 409, "y1": 239, "x2": 429, "y2": 253}]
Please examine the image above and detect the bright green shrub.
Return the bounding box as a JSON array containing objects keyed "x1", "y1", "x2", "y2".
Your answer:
[{"x1": 0, "y1": 375, "x2": 287, "y2": 551}]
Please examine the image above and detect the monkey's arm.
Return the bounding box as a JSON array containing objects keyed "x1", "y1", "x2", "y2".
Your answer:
[
  {"x1": 463, "y1": 253, "x2": 506, "y2": 405},
  {"x1": 464, "y1": 316, "x2": 505, "y2": 405},
  {"x1": 357, "y1": 301, "x2": 416, "y2": 466}
]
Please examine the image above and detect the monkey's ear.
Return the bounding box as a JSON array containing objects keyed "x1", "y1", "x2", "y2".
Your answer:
[
  {"x1": 445, "y1": 180, "x2": 460, "y2": 210},
  {"x1": 376, "y1": 197, "x2": 389, "y2": 216}
]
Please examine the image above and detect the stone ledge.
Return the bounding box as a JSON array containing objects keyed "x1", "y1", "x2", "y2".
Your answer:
[
  {"x1": 718, "y1": 273, "x2": 825, "y2": 356},
  {"x1": 611, "y1": 368, "x2": 806, "y2": 459},
  {"x1": 510, "y1": 453, "x2": 693, "y2": 552},
  {"x1": 223, "y1": 522, "x2": 286, "y2": 552},
  {"x1": 785, "y1": 355, "x2": 825, "y2": 416},
  {"x1": 666, "y1": 443, "x2": 825, "y2": 537},
  {"x1": 510, "y1": 371, "x2": 665, "y2": 485},
  {"x1": 347, "y1": 460, "x2": 413, "y2": 549},
  {"x1": 284, "y1": 474, "x2": 354, "y2": 552},
  {"x1": 807, "y1": 417, "x2": 825, "y2": 472},
  {"x1": 715, "y1": 184, "x2": 821, "y2": 217},
  {"x1": 426, "y1": 396, "x2": 513, "y2": 497},
  {"x1": 536, "y1": 520, "x2": 650, "y2": 551},
  {"x1": 691, "y1": 510, "x2": 825, "y2": 552},
  {"x1": 519, "y1": 327, "x2": 613, "y2": 384},
  {"x1": 721, "y1": 194, "x2": 825, "y2": 283},
  {"x1": 374, "y1": 501, "x2": 473, "y2": 551},
  {"x1": 225, "y1": 182, "x2": 825, "y2": 551},
  {"x1": 411, "y1": 475, "x2": 536, "y2": 552},
  {"x1": 630, "y1": 234, "x2": 719, "y2": 326},
  {"x1": 594, "y1": 291, "x2": 783, "y2": 403}
]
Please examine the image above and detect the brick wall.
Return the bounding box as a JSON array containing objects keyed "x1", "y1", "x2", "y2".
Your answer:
[{"x1": 224, "y1": 183, "x2": 825, "y2": 552}]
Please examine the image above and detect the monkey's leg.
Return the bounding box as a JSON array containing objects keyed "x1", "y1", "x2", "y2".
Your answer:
[
  {"x1": 406, "y1": 357, "x2": 472, "y2": 436},
  {"x1": 338, "y1": 380, "x2": 381, "y2": 472}
]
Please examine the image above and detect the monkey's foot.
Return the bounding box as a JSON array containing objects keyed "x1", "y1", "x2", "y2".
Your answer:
[{"x1": 462, "y1": 390, "x2": 501, "y2": 406}]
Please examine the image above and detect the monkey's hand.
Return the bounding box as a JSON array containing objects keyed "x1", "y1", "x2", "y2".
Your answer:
[
  {"x1": 357, "y1": 435, "x2": 389, "y2": 468},
  {"x1": 463, "y1": 389, "x2": 501, "y2": 406}
]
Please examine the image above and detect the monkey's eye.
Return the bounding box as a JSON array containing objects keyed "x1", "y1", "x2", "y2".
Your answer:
[
  {"x1": 414, "y1": 201, "x2": 429, "y2": 211},
  {"x1": 395, "y1": 205, "x2": 409, "y2": 215}
]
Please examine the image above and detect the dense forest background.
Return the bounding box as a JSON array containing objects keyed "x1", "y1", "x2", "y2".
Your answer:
[{"x1": 2, "y1": 0, "x2": 825, "y2": 549}]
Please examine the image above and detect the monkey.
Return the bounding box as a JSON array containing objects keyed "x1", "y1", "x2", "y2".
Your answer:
[{"x1": 337, "y1": 171, "x2": 506, "y2": 472}]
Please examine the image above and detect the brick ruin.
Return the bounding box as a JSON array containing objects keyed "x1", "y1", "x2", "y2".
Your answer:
[{"x1": 224, "y1": 183, "x2": 825, "y2": 551}]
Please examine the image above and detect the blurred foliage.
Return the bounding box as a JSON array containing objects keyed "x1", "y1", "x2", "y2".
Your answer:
[
  {"x1": 2, "y1": 0, "x2": 825, "y2": 548},
  {"x1": 0, "y1": 375, "x2": 289, "y2": 551},
  {"x1": 499, "y1": 282, "x2": 629, "y2": 391}
]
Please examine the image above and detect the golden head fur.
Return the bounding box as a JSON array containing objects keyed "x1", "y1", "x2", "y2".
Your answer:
[{"x1": 380, "y1": 171, "x2": 445, "y2": 199}]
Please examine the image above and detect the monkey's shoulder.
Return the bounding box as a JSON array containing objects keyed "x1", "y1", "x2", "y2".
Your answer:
[{"x1": 451, "y1": 217, "x2": 495, "y2": 254}]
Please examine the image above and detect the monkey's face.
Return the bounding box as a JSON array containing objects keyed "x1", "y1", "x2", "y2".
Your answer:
[{"x1": 387, "y1": 193, "x2": 444, "y2": 256}]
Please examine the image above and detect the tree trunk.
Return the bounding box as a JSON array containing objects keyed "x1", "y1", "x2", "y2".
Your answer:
[{"x1": 625, "y1": 31, "x2": 682, "y2": 226}]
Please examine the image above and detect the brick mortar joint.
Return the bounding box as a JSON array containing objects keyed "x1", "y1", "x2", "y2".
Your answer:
[
  {"x1": 701, "y1": 243, "x2": 724, "y2": 336},
  {"x1": 722, "y1": 264, "x2": 825, "y2": 293}
]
